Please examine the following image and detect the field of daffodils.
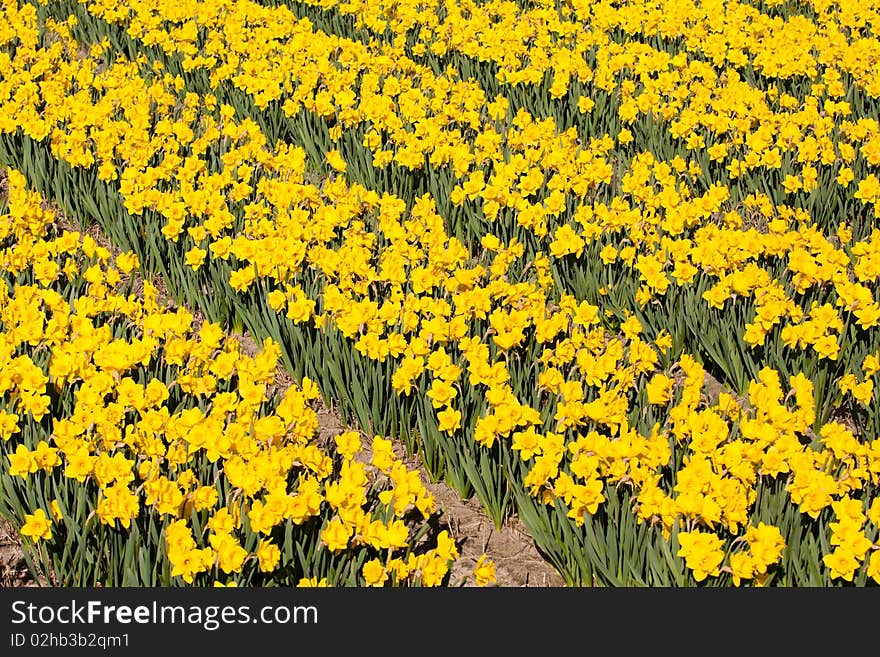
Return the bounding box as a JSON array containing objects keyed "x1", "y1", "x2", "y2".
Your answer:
[{"x1": 1, "y1": 0, "x2": 879, "y2": 586}]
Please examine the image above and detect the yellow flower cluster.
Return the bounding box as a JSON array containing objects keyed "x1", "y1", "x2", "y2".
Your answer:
[
  {"x1": 73, "y1": 0, "x2": 880, "y2": 380},
  {"x1": 0, "y1": 167, "x2": 456, "y2": 586}
]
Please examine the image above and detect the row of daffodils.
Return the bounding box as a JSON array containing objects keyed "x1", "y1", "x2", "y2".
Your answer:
[{"x1": 1, "y1": 0, "x2": 878, "y2": 585}]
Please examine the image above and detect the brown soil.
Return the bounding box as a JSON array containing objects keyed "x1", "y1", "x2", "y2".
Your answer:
[
  {"x1": 0, "y1": 518, "x2": 36, "y2": 587},
  {"x1": 430, "y1": 483, "x2": 565, "y2": 587}
]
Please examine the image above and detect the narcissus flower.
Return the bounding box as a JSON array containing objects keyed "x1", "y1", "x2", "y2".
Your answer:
[
  {"x1": 19, "y1": 508, "x2": 52, "y2": 542},
  {"x1": 362, "y1": 559, "x2": 388, "y2": 586},
  {"x1": 473, "y1": 554, "x2": 496, "y2": 587},
  {"x1": 677, "y1": 530, "x2": 725, "y2": 582},
  {"x1": 326, "y1": 149, "x2": 347, "y2": 173},
  {"x1": 646, "y1": 373, "x2": 674, "y2": 405},
  {"x1": 437, "y1": 405, "x2": 462, "y2": 433}
]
